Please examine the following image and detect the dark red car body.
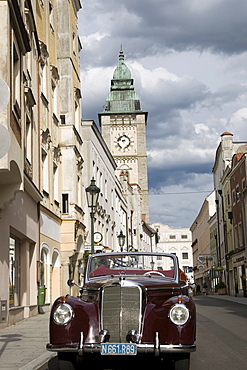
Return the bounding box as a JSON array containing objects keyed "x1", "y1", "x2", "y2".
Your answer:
[{"x1": 47, "y1": 252, "x2": 196, "y2": 370}]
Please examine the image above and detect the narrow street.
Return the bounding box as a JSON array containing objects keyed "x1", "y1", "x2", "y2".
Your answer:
[
  {"x1": 44, "y1": 295, "x2": 247, "y2": 370},
  {"x1": 191, "y1": 295, "x2": 247, "y2": 370}
]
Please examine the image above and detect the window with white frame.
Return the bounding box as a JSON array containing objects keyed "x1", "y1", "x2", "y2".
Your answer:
[
  {"x1": 52, "y1": 81, "x2": 58, "y2": 118},
  {"x1": 53, "y1": 162, "x2": 59, "y2": 203},
  {"x1": 26, "y1": 113, "x2": 32, "y2": 164},
  {"x1": 40, "y1": 61, "x2": 47, "y2": 97},
  {"x1": 42, "y1": 148, "x2": 49, "y2": 193},
  {"x1": 12, "y1": 34, "x2": 21, "y2": 119},
  {"x1": 182, "y1": 252, "x2": 189, "y2": 260}
]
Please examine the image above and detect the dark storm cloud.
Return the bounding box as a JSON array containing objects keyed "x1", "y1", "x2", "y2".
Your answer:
[
  {"x1": 79, "y1": 0, "x2": 247, "y2": 70},
  {"x1": 148, "y1": 165, "x2": 213, "y2": 191},
  {"x1": 120, "y1": 0, "x2": 247, "y2": 54}
]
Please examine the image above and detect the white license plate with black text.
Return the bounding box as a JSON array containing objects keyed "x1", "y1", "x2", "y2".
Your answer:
[{"x1": 100, "y1": 343, "x2": 137, "y2": 355}]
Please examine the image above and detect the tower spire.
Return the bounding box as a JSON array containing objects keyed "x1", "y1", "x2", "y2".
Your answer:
[
  {"x1": 119, "y1": 46, "x2": 124, "y2": 61},
  {"x1": 102, "y1": 51, "x2": 142, "y2": 113}
]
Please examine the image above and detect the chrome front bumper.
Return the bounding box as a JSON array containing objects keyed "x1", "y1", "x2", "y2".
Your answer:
[{"x1": 47, "y1": 334, "x2": 196, "y2": 357}]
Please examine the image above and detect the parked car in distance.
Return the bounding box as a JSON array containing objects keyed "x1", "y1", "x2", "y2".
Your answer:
[{"x1": 47, "y1": 252, "x2": 196, "y2": 369}]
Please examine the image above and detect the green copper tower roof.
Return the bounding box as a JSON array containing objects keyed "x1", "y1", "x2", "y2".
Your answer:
[{"x1": 102, "y1": 50, "x2": 142, "y2": 113}]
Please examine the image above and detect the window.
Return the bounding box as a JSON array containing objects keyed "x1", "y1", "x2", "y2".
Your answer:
[
  {"x1": 49, "y1": 1, "x2": 54, "y2": 32},
  {"x1": 75, "y1": 97, "x2": 81, "y2": 127},
  {"x1": 40, "y1": 247, "x2": 48, "y2": 287},
  {"x1": 105, "y1": 179, "x2": 107, "y2": 199},
  {"x1": 236, "y1": 186, "x2": 240, "y2": 202},
  {"x1": 62, "y1": 193, "x2": 69, "y2": 214},
  {"x1": 238, "y1": 223, "x2": 243, "y2": 247},
  {"x1": 169, "y1": 235, "x2": 176, "y2": 239},
  {"x1": 12, "y1": 37, "x2": 21, "y2": 119},
  {"x1": 72, "y1": 30, "x2": 77, "y2": 56},
  {"x1": 234, "y1": 225, "x2": 239, "y2": 249},
  {"x1": 77, "y1": 173, "x2": 82, "y2": 207},
  {"x1": 60, "y1": 115, "x2": 66, "y2": 125},
  {"x1": 52, "y1": 82, "x2": 58, "y2": 118},
  {"x1": 243, "y1": 179, "x2": 246, "y2": 190},
  {"x1": 227, "y1": 193, "x2": 230, "y2": 206},
  {"x1": 181, "y1": 235, "x2": 188, "y2": 239},
  {"x1": 182, "y1": 252, "x2": 189, "y2": 260},
  {"x1": 9, "y1": 236, "x2": 21, "y2": 307},
  {"x1": 53, "y1": 163, "x2": 59, "y2": 203},
  {"x1": 42, "y1": 148, "x2": 49, "y2": 193},
  {"x1": 40, "y1": 62, "x2": 47, "y2": 97},
  {"x1": 26, "y1": 114, "x2": 32, "y2": 163}
]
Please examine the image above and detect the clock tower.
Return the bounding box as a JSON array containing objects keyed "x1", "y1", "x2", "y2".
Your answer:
[{"x1": 99, "y1": 50, "x2": 149, "y2": 222}]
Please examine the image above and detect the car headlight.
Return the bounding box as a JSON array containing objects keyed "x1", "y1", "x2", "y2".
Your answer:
[
  {"x1": 52, "y1": 303, "x2": 74, "y2": 325},
  {"x1": 169, "y1": 304, "x2": 190, "y2": 326}
]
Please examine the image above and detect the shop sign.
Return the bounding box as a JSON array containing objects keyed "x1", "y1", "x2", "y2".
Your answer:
[
  {"x1": 197, "y1": 256, "x2": 205, "y2": 264},
  {"x1": 197, "y1": 264, "x2": 204, "y2": 269},
  {"x1": 232, "y1": 254, "x2": 246, "y2": 266}
]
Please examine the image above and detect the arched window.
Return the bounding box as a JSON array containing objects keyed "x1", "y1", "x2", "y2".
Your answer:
[{"x1": 40, "y1": 244, "x2": 50, "y2": 286}]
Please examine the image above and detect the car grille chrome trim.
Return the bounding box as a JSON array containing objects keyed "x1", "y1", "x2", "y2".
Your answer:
[{"x1": 101, "y1": 282, "x2": 142, "y2": 343}]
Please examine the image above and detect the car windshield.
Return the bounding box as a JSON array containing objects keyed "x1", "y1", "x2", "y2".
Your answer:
[{"x1": 88, "y1": 253, "x2": 177, "y2": 280}]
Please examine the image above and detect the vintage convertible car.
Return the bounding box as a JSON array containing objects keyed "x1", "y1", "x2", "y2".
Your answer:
[{"x1": 47, "y1": 252, "x2": 196, "y2": 369}]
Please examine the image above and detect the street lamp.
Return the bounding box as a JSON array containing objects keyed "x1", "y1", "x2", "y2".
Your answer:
[
  {"x1": 117, "y1": 230, "x2": 126, "y2": 252},
  {"x1": 86, "y1": 178, "x2": 100, "y2": 254}
]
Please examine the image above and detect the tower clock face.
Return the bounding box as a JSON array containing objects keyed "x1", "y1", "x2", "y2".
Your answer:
[{"x1": 114, "y1": 132, "x2": 134, "y2": 152}]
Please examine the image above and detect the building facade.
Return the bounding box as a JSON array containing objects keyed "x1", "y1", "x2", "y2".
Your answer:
[
  {"x1": 81, "y1": 120, "x2": 128, "y2": 256},
  {"x1": 36, "y1": 0, "x2": 83, "y2": 306},
  {"x1": 152, "y1": 223, "x2": 193, "y2": 283},
  {"x1": 212, "y1": 132, "x2": 247, "y2": 296},
  {"x1": 0, "y1": 3, "x2": 158, "y2": 328},
  {"x1": 228, "y1": 153, "x2": 247, "y2": 297},
  {"x1": 0, "y1": 0, "x2": 42, "y2": 327},
  {"x1": 190, "y1": 192, "x2": 216, "y2": 292}
]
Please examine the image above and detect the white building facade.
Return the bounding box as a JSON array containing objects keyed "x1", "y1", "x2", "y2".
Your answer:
[
  {"x1": 81, "y1": 120, "x2": 128, "y2": 255},
  {"x1": 151, "y1": 223, "x2": 193, "y2": 283}
]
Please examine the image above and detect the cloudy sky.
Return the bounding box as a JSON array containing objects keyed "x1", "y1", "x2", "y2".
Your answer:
[{"x1": 78, "y1": 0, "x2": 247, "y2": 228}]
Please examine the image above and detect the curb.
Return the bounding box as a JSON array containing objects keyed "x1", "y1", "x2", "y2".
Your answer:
[{"x1": 19, "y1": 352, "x2": 56, "y2": 370}]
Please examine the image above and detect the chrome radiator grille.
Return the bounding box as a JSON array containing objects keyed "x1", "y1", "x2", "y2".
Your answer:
[{"x1": 101, "y1": 285, "x2": 142, "y2": 343}]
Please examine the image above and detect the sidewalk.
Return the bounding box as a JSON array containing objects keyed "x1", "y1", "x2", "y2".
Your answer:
[
  {"x1": 0, "y1": 294, "x2": 247, "y2": 369},
  {"x1": 206, "y1": 293, "x2": 247, "y2": 305},
  {"x1": 0, "y1": 311, "x2": 55, "y2": 370}
]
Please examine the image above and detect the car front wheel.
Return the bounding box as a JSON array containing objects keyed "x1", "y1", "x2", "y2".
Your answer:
[{"x1": 173, "y1": 354, "x2": 190, "y2": 370}]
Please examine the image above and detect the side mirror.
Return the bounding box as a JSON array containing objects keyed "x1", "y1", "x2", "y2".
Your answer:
[
  {"x1": 67, "y1": 279, "x2": 75, "y2": 287},
  {"x1": 67, "y1": 279, "x2": 83, "y2": 291}
]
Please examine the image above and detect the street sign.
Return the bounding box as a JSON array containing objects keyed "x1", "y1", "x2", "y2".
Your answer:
[
  {"x1": 197, "y1": 264, "x2": 204, "y2": 269},
  {"x1": 197, "y1": 256, "x2": 206, "y2": 264}
]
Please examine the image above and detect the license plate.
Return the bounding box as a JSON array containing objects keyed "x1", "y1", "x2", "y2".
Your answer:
[{"x1": 100, "y1": 343, "x2": 137, "y2": 355}]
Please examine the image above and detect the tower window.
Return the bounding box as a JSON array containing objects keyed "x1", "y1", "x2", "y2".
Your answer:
[
  {"x1": 60, "y1": 115, "x2": 66, "y2": 125},
  {"x1": 62, "y1": 193, "x2": 69, "y2": 213}
]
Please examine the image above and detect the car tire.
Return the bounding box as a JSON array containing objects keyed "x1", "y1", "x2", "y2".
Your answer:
[
  {"x1": 173, "y1": 354, "x2": 190, "y2": 370},
  {"x1": 57, "y1": 353, "x2": 77, "y2": 370}
]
